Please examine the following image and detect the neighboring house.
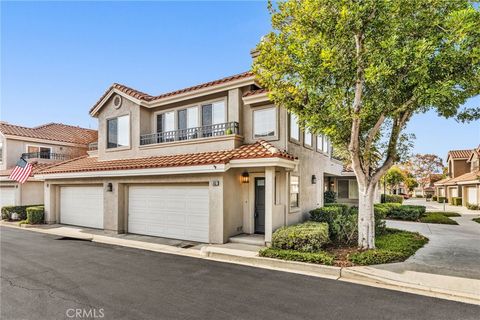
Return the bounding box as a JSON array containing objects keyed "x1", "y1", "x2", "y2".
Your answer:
[
  {"x1": 434, "y1": 148, "x2": 480, "y2": 207},
  {"x1": 0, "y1": 122, "x2": 97, "y2": 208},
  {"x1": 36, "y1": 69, "x2": 354, "y2": 245},
  {"x1": 414, "y1": 174, "x2": 443, "y2": 197}
]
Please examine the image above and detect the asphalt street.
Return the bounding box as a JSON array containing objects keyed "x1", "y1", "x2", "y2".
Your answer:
[{"x1": 1, "y1": 226, "x2": 479, "y2": 320}]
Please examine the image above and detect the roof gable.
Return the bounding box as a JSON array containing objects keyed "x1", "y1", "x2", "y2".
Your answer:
[{"x1": 447, "y1": 149, "x2": 473, "y2": 162}]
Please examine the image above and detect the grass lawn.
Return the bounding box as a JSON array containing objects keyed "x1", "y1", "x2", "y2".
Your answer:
[
  {"x1": 259, "y1": 228, "x2": 428, "y2": 267},
  {"x1": 436, "y1": 211, "x2": 461, "y2": 217},
  {"x1": 473, "y1": 217, "x2": 480, "y2": 224},
  {"x1": 419, "y1": 212, "x2": 459, "y2": 225}
]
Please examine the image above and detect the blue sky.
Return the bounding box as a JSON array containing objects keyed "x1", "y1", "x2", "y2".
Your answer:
[{"x1": 1, "y1": 1, "x2": 479, "y2": 162}]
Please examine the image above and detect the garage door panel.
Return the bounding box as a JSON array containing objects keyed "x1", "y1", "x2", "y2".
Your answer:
[
  {"x1": 467, "y1": 187, "x2": 478, "y2": 204},
  {"x1": 60, "y1": 186, "x2": 103, "y2": 229},
  {"x1": 128, "y1": 185, "x2": 209, "y2": 242},
  {"x1": 0, "y1": 188, "x2": 16, "y2": 207}
]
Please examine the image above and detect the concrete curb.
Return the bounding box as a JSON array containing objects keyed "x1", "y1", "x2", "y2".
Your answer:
[{"x1": 2, "y1": 222, "x2": 479, "y2": 305}]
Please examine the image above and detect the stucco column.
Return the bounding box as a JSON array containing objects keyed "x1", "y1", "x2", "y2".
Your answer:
[
  {"x1": 265, "y1": 167, "x2": 275, "y2": 244},
  {"x1": 44, "y1": 183, "x2": 57, "y2": 224}
]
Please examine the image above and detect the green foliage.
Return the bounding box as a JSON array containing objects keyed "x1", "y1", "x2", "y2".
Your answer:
[
  {"x1": 384, "y1": 166, "x2": 406, "y2": 190},
  {"x1": 1, "y1": 204, "x2": 43, "y2": 220},
  {"x1": 434, "y1": 212, "x2": 461, "y2": 217},
  {"x1": 349, "y1": 229, "x2": 428, "y2": 265},
  {"x1": 26, "y1": 206, "x2": 44, "y2": 224},
  {"x1": 324, "y1": 191, "x2": 337, "y2": 204},
  {"x1": 432, "y1": 196, "x2": 437, "y2": 201},
  {"x1": 472, "y1": 217, "x2": 480, "y2": 223},
  {"x1": 259, "y1": 248, "x2": 334, "y2": 265},
  {"x1": 450, "y1": 197, "x2": 463, "y2": 206},
  {"x1": 419, "y1": 212, "x2": 458, "y2": 225},
  {"x1": 324, "y1": 203, "x2": 349, "y2": 214},
  {"x1": 271, "y1": 222, "x2": 329, "y2": 252},
  {"x1": 437, "y1": 196, "x2": 447, "y2": 203},
  {"x1": 467, "y1": 203, "x2": 480, "y2": 210},
  {"x1": 386, "y1": 205, "x2": 426, "y2": 221},
  {"x1": 381, "y1": 194, "x2": 404, "y2": 204}
]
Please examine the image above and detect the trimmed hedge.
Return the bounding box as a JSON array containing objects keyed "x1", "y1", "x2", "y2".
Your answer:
[
  {"x1": 387, "y1": 205, "x2": 426, "y2": 221},
  {"x1": 324, "y1": 191, "x2": 337, "y2": 204},
  {"x1": 381, "y1": 194, "x2": 404, "y2": 204},
  {"x1": 1, "y1": 204, "x2": 43, "y2": 220},
  {"x1": 432, "y1": 196, "x2": 437, "y2": 201},
  {"x1": 26, "y1": 206, "x2": 44, "y2": 224},
  {"x1": 467, "y1": 203, "x2": 480, "y2": 210},
  {"x1": 272, "y1": 222, "x2": 329, "y2": 252},
  {"x1": 437, "y1": 196, "x2": 446, "y2": 203},
  {"x1": 450, "y1": 197, "x2": 462, "y2": 206},
  {"x1": 259, "y1": 248, "x2": 334, "y2": 265},
  {"x1": 473, "y1": 217, "x2": 480, "y2": 223}
]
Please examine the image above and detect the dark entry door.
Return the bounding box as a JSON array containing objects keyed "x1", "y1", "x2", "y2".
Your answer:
[{"x1": 254, "y1": 177, "x2": 266, "y2": 234}]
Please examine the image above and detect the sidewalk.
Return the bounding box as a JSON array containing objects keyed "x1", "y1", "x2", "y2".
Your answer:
[{"x1": 2, "y1": 220, "x2": 479, "y2": 305}]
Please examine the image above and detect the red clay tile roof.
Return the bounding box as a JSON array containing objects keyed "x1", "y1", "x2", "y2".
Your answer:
[
  {"x1": 0, "y1": 162, "x2": 59, "y2": 177},
  {"x1": 90, "y1": 71, "x2": 254, "y2": 114},
  {"x1": 243, "y1": 88, "x2": 268, "y2": 97},
  {"x1": 448, "y1": 149, "x2": 473, "y2": 159},
  {"x1": 443, "y1": 170, "x2": 480, "y2": 185},
  {"x1": 38, "y1": 141, "x2": 295, "y2": 175},
  {"x1": 0, "y1": 122, "x2": 97, "y2": 145}
]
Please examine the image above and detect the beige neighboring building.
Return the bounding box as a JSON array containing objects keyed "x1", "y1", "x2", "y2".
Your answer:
[
  {"x1": 434, "y1": 147, "x2": 480, "y2": 207},
  {"x1": 0, "y1": 122, "x2": 97, "y2": 208},
  {"x1": 36, "y1": 69, "x2": 354, "y2": 245}
]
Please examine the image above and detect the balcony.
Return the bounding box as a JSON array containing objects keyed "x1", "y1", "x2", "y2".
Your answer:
[
  {"x1": 88, "y1": 141, "x2": 98, "y2": 151},
  {"x1": 22, "y1": 152, "x2": 70, "y2": 161},
  {"x1": 140, "y1": 122, "x2": 240, "y2": 146}
]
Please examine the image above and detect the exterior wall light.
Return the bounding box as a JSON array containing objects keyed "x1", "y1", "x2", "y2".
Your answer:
[
  {"x1": 311, "y1": 175, "x2": 317, "y2": 184},
  {"x1": 241, "y1": 172, "x2": 250, "y2": 184},
  {"x1": 107, "y1": 183, "x2": 113, "y2": 192}
]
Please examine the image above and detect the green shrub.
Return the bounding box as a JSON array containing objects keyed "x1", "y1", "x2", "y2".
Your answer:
[
  {"x1": 26, "y1": 206, "x2": 44, "y2": 224},
  {"x1": 416, "y1": 195, "x2": 424, "y2": 198},
  {"x1": 271, "y1": 222, "x2": 329, "y2": 252},
  {"x1": 259, "y1": 248, "x2": 334, "y2": 265},
  {"x1": 426, "y1": 193, "x2": 433, "y2": 199},
  {"x1": 310, "y1": 205, "x2": 356, "y2": 244},
  {"x1": 374, "y1": 203, "x2": 401, "y2": 217},
  {"x1": 310, "y1": 206, "x2": 343, "y2": 228},
  {"x1": 434, "y1": 211, "x2": 461, "y2": 217},
  {"x1": 324, "y1": 191, "x2": 337, "y2": 204},
  {"x1": 472, "y1": 217, "x2": 480, "y2": 223},
  {"x1": 387, "y1": 205, "x2": 426, "y2": 221},
  {"x1": 419, "y1": 212, "x2": 458, "y2": 225},
  {"x1": 324, "y1": 203, "x2": 349, "y2": 214},
  {"x1": 450, "y1": 197, "x2": 462, "y2": 206},
  {"x1": 466, "y1": 203, "x2": 480, "y2": 210},
  {"x1": 1, "y1": 204, "x2": 43, "y2": 220},
  {"x1": 349, "y1": 229, "x2": 428, "y2": 265},
  {"x1": 432, "y1": 196, "x2": 437, "y2": 201},
  {"x1": 437, "y1": 196, "x2": 446, "y2": 203},
  {"x1": 381, "y1": 194, "x2": 404, "y2": 204}
]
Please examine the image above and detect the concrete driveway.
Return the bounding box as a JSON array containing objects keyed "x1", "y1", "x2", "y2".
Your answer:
[{"x1": 375, "y1": 198, "x2": 480, "y2": 279}]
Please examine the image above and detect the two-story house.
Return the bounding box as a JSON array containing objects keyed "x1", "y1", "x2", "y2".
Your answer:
[
  {"x1": 36, "y1": 70, "x2": 352, "y2": 245},
  {"x1": 434, "y1": 147, "x2": 480, "y2": 207},
  {"x1": 0, "y1": 122, "x2": 97, "y2": 208}
]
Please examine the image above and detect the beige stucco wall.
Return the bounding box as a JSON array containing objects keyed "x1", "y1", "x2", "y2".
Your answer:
[
  {"x1": 1, "y1": 138, "x2": 87, "y2": 170},
  {"x1": 20, "y1": 181, "x2": 44, "y2": 205}
]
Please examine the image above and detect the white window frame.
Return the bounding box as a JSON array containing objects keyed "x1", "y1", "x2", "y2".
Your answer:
[
  {"x1": 290, "y1": 175, "x2": 300, "y2": 208},
  {"x1": 252, "y1": 106, "x2": 278, "y2": 140},
  {"x1": 304, "y1": 128, "x2": 313, "y2": 149},
  {"x1": 25, "y1": 144, "x2": 52, "y2": 154},
  {"x1": 348, "y1": 180, "x2": 359, "y2": 199},
  {"x1": 289, "y1": 113, "x2": 300, "y2": 143},
  {"x1": 106, "y1": 114, "x2": 131, "y2": 149}
]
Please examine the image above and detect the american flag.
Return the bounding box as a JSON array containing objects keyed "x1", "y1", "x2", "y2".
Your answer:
[{"x1": 9, "y1": 158, "x2": 33, "y2": 184}]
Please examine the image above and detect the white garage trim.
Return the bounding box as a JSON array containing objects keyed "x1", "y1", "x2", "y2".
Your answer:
[
  {"x1": 467, "y1": 187, "x2": 478, "y2": 205},
  {"x1": 128, "y1": 185, "x2": 209, "y2": 242},
  {"x1": 60, "y1": 186, "x2": 104, "y2": 229}
]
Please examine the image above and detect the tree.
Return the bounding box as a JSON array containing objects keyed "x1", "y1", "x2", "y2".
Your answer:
[
  {"x1": 404, "y1": 154, "x2": 445, "y2": 189},
  {"x1": 383, "y1": 166, "x2": 406, "y2": 194},
  {"x1": 253, "y1": 0, "x2": 480, "y2": 249}
]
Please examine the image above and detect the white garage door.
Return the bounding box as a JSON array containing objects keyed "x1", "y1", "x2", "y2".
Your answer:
[
  {"x1": 60, "y1": 186, "x2": 104, "y2": 229},
  {"x1": 128, "y1": 185, "x2": 209, "y2": 242},
  {"x1": 467, "y1": 187, "x2": 478, "y2": 205},
  {"x1": 0, "y1": 187, "x2": 16, "y2": 208}
]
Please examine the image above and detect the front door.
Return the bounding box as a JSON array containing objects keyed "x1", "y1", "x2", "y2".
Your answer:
[{"x1": 254, "y1": 177, "x2": 266, "y2": 234}]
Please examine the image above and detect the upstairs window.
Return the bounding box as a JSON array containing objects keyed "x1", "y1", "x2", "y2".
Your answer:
[
  {"x1": 107, "y1": 115, "x2": 130, "y2": 148},
  {"x1": 253, "y1": 107, "x2": 277, "y2": 138},
  {"x1": 317, "y1": 135, "x2": 329, "y2": 153},
  {"x1": 202, "y1": 101, "x2": 225, "y2": 126},
  {"x1": 304, "y1": 129, "x2": 313, "y2": 147},
  {"x1": 156, "y1": 111, "x2": 175, "y2": 133},
  {"x1": 323, "y1": 135, "x2": 329, "y2": 153},
  {"x1": 27, "y1": 146, "x2": 51, "y2": 159},
  {"x1": 289, "y1": 113, "x2": 300, "y2": 142}
]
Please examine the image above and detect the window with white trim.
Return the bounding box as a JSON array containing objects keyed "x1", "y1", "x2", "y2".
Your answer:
[
  {"x1": 253, "y1": 107, "x2": 277, "y2": 138},
  {"x1": 289, "y1": 113, "x2": 300, "y2": 141},
  {"x1": 337, "y1": 179, "x2": 359, "y2": 199},
  {"x1": 304, "y1": 129, "x2": 313, "y2": 147},
  {"x1": 107, "y1": 115, "x2": 130, "y2": 148},
  {"x1": 290, "y1": 176, "x2": 299, "y2": 208}
]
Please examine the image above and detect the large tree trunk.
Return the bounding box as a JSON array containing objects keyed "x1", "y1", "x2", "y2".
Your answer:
[{"x1": 357, "y1": 182, "x2": 376, "y2": 249}]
